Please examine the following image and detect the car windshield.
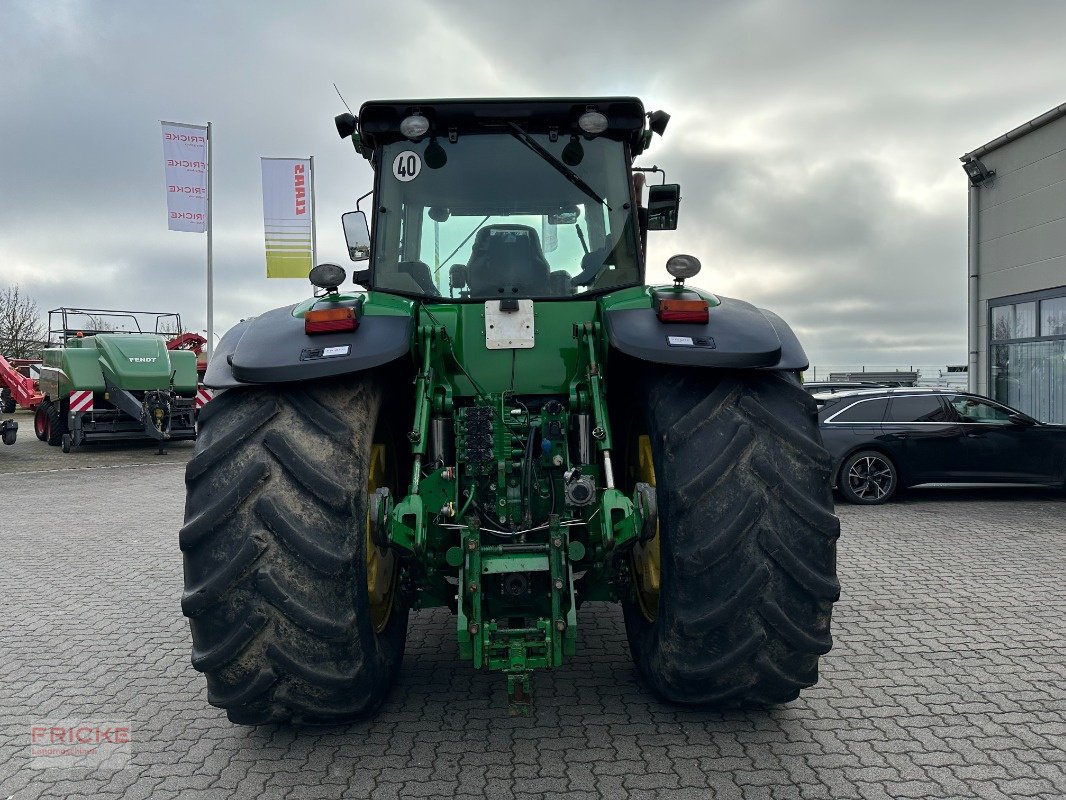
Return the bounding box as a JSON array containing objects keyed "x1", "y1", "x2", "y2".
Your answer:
[{"x1": 372, "y1": 133, "x2": 640, "y2": 300}]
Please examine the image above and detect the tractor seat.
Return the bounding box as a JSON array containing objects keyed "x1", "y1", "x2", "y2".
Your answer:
[
  {"x1": 466, "y1": 225, "x2": 551, "y2": 297},
  {"x1": 397, "y1": 261, "x2": 441, "y2": 296}
]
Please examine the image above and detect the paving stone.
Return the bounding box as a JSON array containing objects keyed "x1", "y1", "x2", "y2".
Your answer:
[{"x1": 0, "y1": 460, "x2": 1064, "y2": 799}]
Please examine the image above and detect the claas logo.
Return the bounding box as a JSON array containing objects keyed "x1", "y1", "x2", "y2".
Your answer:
[{"x1": 295, "y1": 164, "x2": 306, "y2": 215}]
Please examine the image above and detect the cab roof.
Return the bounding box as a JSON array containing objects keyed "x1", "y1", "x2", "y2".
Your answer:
[{"x1": 357, "y1": 97, "x2": 648, "y2": 154}]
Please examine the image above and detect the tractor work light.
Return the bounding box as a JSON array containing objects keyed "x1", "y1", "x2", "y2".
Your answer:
[
  {"x1": 309, "y1": 263, "x2": 347, "y2": 291},
  {"x1": 334, "y1": 112, "x2": 358, "y2": 139},
  {"x1": 665, "y1": 254, "x2": 701, "y2": 282},
  {"x1": 304, "y1": 307, "x2": 358, "y2": 335},
  {"x1": 577, "y1": 110, "x2": 609, "y2": 135},
  {"x1": 400, "y1": 114, "x2": 430, "y2": 140},
  {"x1": 648, "y1": 110, "x2": 671, "y2": 137}
]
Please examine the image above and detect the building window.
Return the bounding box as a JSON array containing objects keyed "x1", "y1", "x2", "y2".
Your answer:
[
  {"x1": 1041, "y1": 296, "x2": 1066, "y2": 336},
  {"x1": 991, "y1": 301, "x2": 1036, "y2": 339},
  {"x1": 989, "y1": 287, "x2": 1066, "y2": 423}
]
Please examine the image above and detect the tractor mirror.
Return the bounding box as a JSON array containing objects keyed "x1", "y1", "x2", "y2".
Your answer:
[
  {"x1": 548, "y1": 206, "x2": 580, "y2": 225},
  {"x1": 647, "y1": 184, "x2": 681, "y2": 231},
  {"x1": 341, "y1": 211, "x2": 372, "y2": 261}
]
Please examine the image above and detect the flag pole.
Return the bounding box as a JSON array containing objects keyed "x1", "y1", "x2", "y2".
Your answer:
[
  {"x1": 206, "y1": 121, "x2": 214, "y2": 360},
  {"x1": 309, "y1": 155, "x2": 317, "y2": 267}
]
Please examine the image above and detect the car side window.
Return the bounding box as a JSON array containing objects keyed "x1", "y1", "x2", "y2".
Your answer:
[
  {"x1": 947, "y1": 395, "x2": 1014, "y2": 425},
  {"x1": 830, "y1": 398, "x2": 889, "y2": 423},
  {"x1": 885, "y1": 395, "x2": 952, "y2": 423}
]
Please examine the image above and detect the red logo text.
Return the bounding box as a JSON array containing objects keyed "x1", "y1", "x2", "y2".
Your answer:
[{"x1": 295, "y1": 163, "x2": 307, "y2": 215}]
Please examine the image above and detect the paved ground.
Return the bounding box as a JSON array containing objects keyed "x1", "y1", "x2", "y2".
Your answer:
[
  {"x1": 0, "y1": 409, "x2": 195, "y2": 474},
  {"x1": 1, "y1": 435, "x2": 1064, "y2": 799}
]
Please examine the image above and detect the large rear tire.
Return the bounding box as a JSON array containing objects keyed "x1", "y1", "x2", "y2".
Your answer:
[
  {"x1": 623, "y1": 369, "x2": 840, "y2": 705},
  {"x1": 180, "y1": 374, "x2": 409, "y2": 724},
  {"x1": 1, "y1": 390, "x2": 14, "y2": 415}
]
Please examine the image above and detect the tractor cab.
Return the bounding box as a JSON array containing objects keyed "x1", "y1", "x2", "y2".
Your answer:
[{"x1": 336, "y1": 98, "x2": 679, "y2": 301}]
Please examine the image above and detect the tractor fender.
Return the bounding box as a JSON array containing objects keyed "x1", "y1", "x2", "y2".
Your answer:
[
  {"x1": 204, "y1": 304, "x2": 413, "y2": 388},
  {"x1": 603, "y1": 295, "x2": 808, "y2": 371}
]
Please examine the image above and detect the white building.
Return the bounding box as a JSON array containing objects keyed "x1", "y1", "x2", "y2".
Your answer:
[{"x1": 962, "y1": 102, "x2": 1066, "y2": 423}]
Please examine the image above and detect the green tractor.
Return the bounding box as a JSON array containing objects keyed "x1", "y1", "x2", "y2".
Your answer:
[
  {"x1": 37, "y1": 308, "x2": 199, "y2": 454},
  {"x1": 181, "y1": 98, "x2": 839, "y2": 723}
]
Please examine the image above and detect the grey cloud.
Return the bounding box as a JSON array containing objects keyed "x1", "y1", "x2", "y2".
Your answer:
[{"x1": 2, "y1": 0, "x2": 1064, "y2": 370}]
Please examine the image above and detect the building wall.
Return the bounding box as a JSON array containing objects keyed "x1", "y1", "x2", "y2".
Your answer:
[{"x1": 972, "y1": 112, "x2": 1066, "y2": 400}]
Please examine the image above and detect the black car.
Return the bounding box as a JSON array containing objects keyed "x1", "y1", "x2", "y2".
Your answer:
[{"x1": 815, "y1": 388, "x2": 1066, "y2": 504}]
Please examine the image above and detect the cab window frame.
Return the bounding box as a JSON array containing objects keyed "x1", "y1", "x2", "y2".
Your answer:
[{"x1": 366, "y1": 133, "x2": 645, "y2": 302}]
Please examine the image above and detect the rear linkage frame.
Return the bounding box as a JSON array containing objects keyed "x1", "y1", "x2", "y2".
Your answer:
[{"x1": 369, "y1": 320, "x2": 654, "y2": 712}]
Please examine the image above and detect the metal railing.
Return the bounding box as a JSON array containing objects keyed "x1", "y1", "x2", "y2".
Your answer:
[{"x1": 803, "y1": 365, "x2": 969, "y2": 389}]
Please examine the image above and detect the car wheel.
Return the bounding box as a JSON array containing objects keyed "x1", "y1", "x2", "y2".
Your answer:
[{"x1": 839, "y1": 450, "x2": 897, "y2": 505}]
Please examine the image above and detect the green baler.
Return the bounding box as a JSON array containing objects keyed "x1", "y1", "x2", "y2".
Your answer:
[{"x1": 36, "y1": 308, "x2": 198, "y2": 453}]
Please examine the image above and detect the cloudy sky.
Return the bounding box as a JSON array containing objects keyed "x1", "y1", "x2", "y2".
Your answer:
[{"x1": 3, "y1": 0, "x2": 1065, "y2": 370}]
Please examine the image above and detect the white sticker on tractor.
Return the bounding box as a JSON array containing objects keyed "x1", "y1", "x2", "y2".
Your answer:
[
  {"x1": 322, "y1": 346, "x2": 351, "y2": 357},
  {"x1": 392, "y1": 151, "x2": 421, "y2": 182},
  {"x1": 667, "y1": 336, "x2": 694, "y2": 347}
]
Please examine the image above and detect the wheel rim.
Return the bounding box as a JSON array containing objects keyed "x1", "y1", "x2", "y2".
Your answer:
[
  {"x1": 847, "y1": 455, "x2": 894, "y2": 501},
  {"x1": 34, "y1": 408, "x2": 47, "y2": 438},
  {"x1": 631, "y1": 435, "x2": 661, "y2": 622},
  {"x1": 365, "y1": 443, "x2": 397, "y2": 633}
]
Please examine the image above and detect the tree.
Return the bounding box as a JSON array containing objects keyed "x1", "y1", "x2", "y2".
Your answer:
[
  {"x1": 84, "y1": 315, "x2": 118, "y2": 334},
  {"x1": 0, "y1": 285, "x2": 46, "y2": 359}
]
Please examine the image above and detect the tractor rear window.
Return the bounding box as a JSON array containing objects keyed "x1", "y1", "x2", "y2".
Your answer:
[{"x1": 371, "y1": 133, "x2": 641, "y2": 300}]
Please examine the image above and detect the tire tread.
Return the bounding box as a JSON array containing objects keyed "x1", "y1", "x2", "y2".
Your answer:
[
  {"x1": 181, "y1": 376, "x2": 407, "y2": 724},
  {"x1": 624, "y1": 369, "x2": 839, "y2": 706}
]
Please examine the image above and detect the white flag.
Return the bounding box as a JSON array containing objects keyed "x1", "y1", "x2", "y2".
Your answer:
[
  {"x1": 262, "y1": 157, "x2": 314, "y2": 278},
  {"x1": 162, "y1": 122, "x2": 208, "y2": 232}
]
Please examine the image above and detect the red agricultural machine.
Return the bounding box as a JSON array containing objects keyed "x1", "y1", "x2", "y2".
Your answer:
[
  {"x1": 166, "y1": 331, "x2": 209, "y2": 380},
  {"x1": 0, "y1": 355, "x2": 43, "y2": 414}
]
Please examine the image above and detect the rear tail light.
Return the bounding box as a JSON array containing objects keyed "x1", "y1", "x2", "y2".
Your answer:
[
  {"x1": 656, "y1": 298, "x2": 709, "y2": 324},
  {"x1": 305, "y1": 307, "x2": 358, "y2": 334}
]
